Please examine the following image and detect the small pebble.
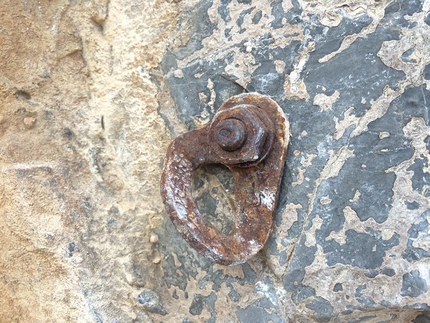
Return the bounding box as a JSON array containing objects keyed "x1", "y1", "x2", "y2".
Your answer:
[
  {"x1": 24, "y1": 116, "x2": 36, "y2": 129},
  {"x1": 149, "y1": 233, "x2": 159, "y2": 244}
]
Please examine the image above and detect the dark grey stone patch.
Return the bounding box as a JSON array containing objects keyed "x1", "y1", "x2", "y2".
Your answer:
[
  {"x1": 137, "y1": 289, "x2": 167, "y2": 315},
  {"x1": 224, "y1": 27, "x2": 232, "y2": 40},
  {"x1": 283, "y1": 236, "x2": 317, "y2": 291},
  {"x1": 413, "y1": 313, "x2": 430, "y2": 323},
  {"x1": 401, "y1": 270, "x2": 429, "y2": 297},
  {"x1": 280, "y1": 98, "x2": 337, "y2": 152},
  {"x1": 283, "y1": 265, "x2": 306, "y2": 293},
  {"x1": 402, "y1": 212, "x2": 430, "y2": 262},
  {"x1": 252, "y1": 10, "x2": 262, "y2": 24},
  {"x1": 197, "y1": 262, "x2": 257, "y2": 293},
  {"x1": 384, "y1": 1, "x2": 400, "y2": 15},
  {"x1": 341, "y1": 136, "x2": 411, "y2": 223},
  {"x1": 367, "y1": 84, "x2": 428, "y2": 131},
  {"x1": 64, "y1": 127, "x2": 73, "y2": 140},
  {"x1": 227, "y1": 282, "x2": 241, "y2": 302},
  {"x1": 307, "y1": 85, "x2": 430, "y2": 229},
  {"x1": 133, "y1": 267, "x2": 143, "y2": 281},
  {"x1": 236, "y1": 299, "x2": 285, "y2": 323},
  {"x1": 189, "y1": 294, "x2": 205, "y2": 315},
  {"x1": 194, "y1": 190, "x2": 217, "y2": 221},
  {"x1": 310, "y1": 14, "x2": 373, "y2": 61},
  {"x1": 248, "y1": 59, "x2": 284, "y2": 97},
  {"x1": 305, "y1": 296, "x2": 334, "y2": 322},
  {"x1": 324, "y1": 229, "x2": 400, "y2": 269},
  {"x1": 172, "y1": 290, "x2": 179, "y2": 300},
  {"x1": 236, "y1": 7, "x2": 254, "y2": 29},
  {"x1": 312, "y1": 139, "x2": 405, "y2": 235},
  {"x1": 161, "y1": 56, "x2": 245, "y2": 130},
  {"x1": 355, "y1": 284, "x2": 376, "y2": 307},
  {"x1": 406, "y1": 201, "x2": 421, "y2": 210},
  {"x1": 218, "y1": 0, "x2": 231, "y2": 23},
  {"x1": 274, "y1": 161, "x2": 303, "y2": 229},
  {"x1": 365, "y1": 269, "x2": 379, "y2": 278},
  {"x1": 333, "y1": 283, "x2": 343, "y2": 292},
  {"x1": 189, "y1": 292, "x2": 217, "y2": 322},
  {"x1": 291, "y1": 284, "x2": 316, "y2": 303},
  {"x1": 409, "y1": 157, "x2": 430, "y2": 198},
  {"x1": 173, "y1": 0, "x2": 217, "y2": 60},
  {"x1": 379, "y1": 300, "x2": 393, "y2": 308},
  {"x1": 67, "y1": 242, "x2": 77, "y2": 257},
  {"x1": 157, "y1": 218, "x2": 214, "y2": 291},
  {"x1": 341, "y1": 309, "x2": 353, "y2": 315},
  {"x1": 381, "y1": 267, "x2": 396, "y2": 277},
  {"x1": 381, "y1": 0, "x2": 420, "y2": 28},
  {"x1": 192, "y1": 165, "x2": 235, "y2": 235},
  {"x1": 304, "y1": 23, "x2": 404, "y2": 120},
  {"x1": 402, "y1": 48, "x2": 417, "y2": 63},
  {"x1": 401, "y1": 0, "x2": 424, "y2": 15},
  {"x1": 270, "y1": 0, "x2": 302, "y2": 29},
  {"x1": 424, "y1": 64, "x2": 430, "y2": 80},
  {"x1": 406, "y1": 303, "x2": 430, "y2": 311},
  {"x1": 425, "y1": 13, "x2": 430, "y2": 26}
]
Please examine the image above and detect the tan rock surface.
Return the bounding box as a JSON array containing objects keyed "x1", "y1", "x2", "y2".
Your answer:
[
  {"x1": 1, "y1": 0, "x2": 430, "y2": 322},
  {"x1": 0, "y1": 0, "x2": 196, "y2": 321}
]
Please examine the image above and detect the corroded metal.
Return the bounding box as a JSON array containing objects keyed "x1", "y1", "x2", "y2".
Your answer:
[{"x1": 160, "y1": 93, "x2": 289, "y2": 266}]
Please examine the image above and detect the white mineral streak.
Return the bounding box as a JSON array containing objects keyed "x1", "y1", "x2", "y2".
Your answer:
[
  {"x1": 259, "y1": 188, "x2": 276, "y2": 211},
  {"x1": 349, "y1": 190, "x2": 361, "y2": 203},
  {"x1": 304, "y1": 214, "x2": 323, "y2": 247},
  {"x1": 292, "y1": 167, "x2": 305, "y2": 186},
  {"x1": 175, "y1": 0, "x2": 303, "y2": 89},
  {"x1": 299, "y1": 0, "x2": 394, "y2": 63},
  {"x1": 326, "y1": 206, "x2": 380, "y2": 245},
  {"x1": 290, "y1": 153, "x2": 317, "y2": 187},
  {"x1": 319, "y1": 196, "x2": 332, "y2": 205},
  {"x1": 379, "y1": 131, "x2": 390, "y2": 139},
  {"x1": 282, "y1": 146, "x2": 354, "y2": 276},
  {"x1": 266, "y1": 203, "x2": 302, "y2": 277},
  {"x1": 314, "y1": 117, "x2": 430, "y2": 309},
  {"x1": 255, "y1": 279, "x2": 286, "y2": 307},
  {"x1": 313, "y1": 90, "x2": 340, "y2": 111},
  {"x1": 283, "y1": 40, "x2": 314, "y2": 100}
]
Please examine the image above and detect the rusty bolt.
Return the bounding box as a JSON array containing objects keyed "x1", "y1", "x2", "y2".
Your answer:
[
  {"x1": 214, "y1": 118, "x2": 246, "y2": 151},
  {"x1": 209, "y1": 104, "x2": 273, "y2": 166},
  {"x1": 160, "y1": 93, "x2": 289, "y2": 265}
]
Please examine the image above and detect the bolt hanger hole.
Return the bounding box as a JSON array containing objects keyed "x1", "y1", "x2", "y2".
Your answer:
[{"x1": 191, "y1": 164, "x2": 237, "y2": 235}]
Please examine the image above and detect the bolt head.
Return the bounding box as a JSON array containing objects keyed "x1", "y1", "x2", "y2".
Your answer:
[
  {"x1": 209, "y1": 104, "x2": 273, "y2": 166},
  {"x1": 214, "y1": 118, "x2": 246, "y2": 151}
]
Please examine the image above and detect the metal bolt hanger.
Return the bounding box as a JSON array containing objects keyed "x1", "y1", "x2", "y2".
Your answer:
[{"x1": 161, "y1": 93, "x2": 289, "y2": 266}]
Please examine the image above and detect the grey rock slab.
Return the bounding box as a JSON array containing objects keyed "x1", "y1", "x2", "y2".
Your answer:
[{"x1": 157, "y1": 0, "x2": 430, "y2": 321}]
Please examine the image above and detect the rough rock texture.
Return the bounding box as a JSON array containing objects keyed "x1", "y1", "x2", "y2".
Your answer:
[{"x1": 0, "y1": 0, "x2": 429, "y2": 322}]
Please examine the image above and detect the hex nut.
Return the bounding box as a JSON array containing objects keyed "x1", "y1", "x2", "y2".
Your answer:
[{"x1": 208, "y1": 104, "x2": 272, "y2": 165}]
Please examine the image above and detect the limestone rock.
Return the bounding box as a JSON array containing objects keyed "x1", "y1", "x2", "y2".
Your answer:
[{"x1": 0, "y1": 0, "x2": 429, "y2": 322}]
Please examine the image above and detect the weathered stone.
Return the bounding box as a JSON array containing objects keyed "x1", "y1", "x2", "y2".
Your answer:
[
  {"x1": 136, "y1": 289, "x2": 167, "y2": 315},
  {"x1": 1, "y1": 0, "x2": 429, "y2": 322}
]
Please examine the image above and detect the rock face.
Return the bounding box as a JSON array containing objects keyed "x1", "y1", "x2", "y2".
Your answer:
[{"x1": 0, "y1": 0, "x2": 429, "y2": 322}]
